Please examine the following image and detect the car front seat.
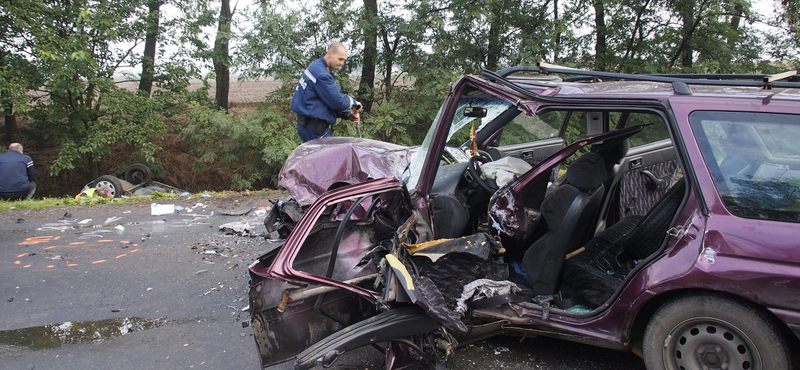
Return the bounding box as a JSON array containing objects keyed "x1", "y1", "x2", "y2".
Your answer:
[{"x1": 523, "y1": 152, "x2": 608, "y2": 296}]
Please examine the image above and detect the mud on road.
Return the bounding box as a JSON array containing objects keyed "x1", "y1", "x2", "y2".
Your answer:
[{"x1": 0, "y1": 193, "x2": 645, "y2": 370}]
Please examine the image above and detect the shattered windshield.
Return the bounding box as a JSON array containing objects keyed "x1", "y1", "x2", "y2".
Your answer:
[{"x1": 404, "y1": 97, "x2": 513, "y2": 191}]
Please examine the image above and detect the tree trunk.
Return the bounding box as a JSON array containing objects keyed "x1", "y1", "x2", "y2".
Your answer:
[
  {"x1": 485, "y1": 2, "x2": 502, "y2": 71},
  {"x1": 358, "y1": 0, "x2": 377, "y2": 113},
  {"x1": 553, "y1": 0, "x2": 560, "y2": 63},
  {"x1": 668, "y1": 0, "x2": 702, "y2": 69},
  {"x1": 783, "y1": 0, "x2": 799, "y2": 36},
  {"x1": 138, "y1": 0, "x2": 161, "y2": 96},
  {"x1": 0, "y1": 52, "x2": 18, "y2": 142},
  {"x1": 594, "y1": 0, "x2": 607, "y2": 71},
  {"x1": 4, "y1": 105, "x2": 17, "y2": 143},
  {"x1": 728, "y1": 2, "x2": 744, "y2": 44},
  {"x1": 679, "y1": 0, "x2": 695, "y2": 68},
  {"x1": 88, "y1": 153, "x2": 99, "y2": 180},
  {"x1": 213, "y1": 0, "x2": 232, "y2": 112},
  {"x1": 622, "y1": 0, "x2": 652, "y2": 64},
  {"x1": 381, "y1": 28, "x2": 400, "y2": 103}
]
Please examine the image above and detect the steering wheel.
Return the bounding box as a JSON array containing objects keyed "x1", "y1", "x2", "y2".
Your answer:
[{"x1": 468, "y1": 150, "x2": 498, "y2": 193}]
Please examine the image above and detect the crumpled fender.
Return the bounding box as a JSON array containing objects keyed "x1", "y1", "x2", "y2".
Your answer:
[{"x1": 294, "y1": 306, "x2": 437, "y2": 370}]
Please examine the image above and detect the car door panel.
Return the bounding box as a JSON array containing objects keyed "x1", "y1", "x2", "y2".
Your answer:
[{"x1": 617, "y1": 140, "x2": 679, "y2": 217}]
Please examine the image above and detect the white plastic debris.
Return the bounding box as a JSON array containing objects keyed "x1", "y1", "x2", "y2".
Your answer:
[
  {"x1": 218, "y1": 221, "x2": 253, "y2": 236},
  {"x1": 150, "y1": 203, "x2": 175, "y2": 216}
]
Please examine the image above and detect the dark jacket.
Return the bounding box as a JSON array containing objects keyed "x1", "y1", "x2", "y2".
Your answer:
[
  {"x1": 290, "y1": 57, "x2": 356, "y2": 125},
  {"x1": 0, "y1": 150, "x2": 34, "y2": 193}
]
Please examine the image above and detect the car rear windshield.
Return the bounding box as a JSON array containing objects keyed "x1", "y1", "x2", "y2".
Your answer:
[{"x1": 691, "y1": 111, "x2": 800, "y2": 222}]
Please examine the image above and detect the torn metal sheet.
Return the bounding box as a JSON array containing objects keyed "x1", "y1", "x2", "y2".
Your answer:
[
  {"x1": 217, "y1": 207, "x2": 254, "y2": 216},
  {"x1": 402, "y1": 233, "x2": 505, "y2": 262}
]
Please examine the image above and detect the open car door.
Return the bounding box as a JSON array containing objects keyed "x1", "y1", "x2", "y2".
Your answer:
[{"x1": 478, "y1": 105, "x2": 565, "y2": 167}]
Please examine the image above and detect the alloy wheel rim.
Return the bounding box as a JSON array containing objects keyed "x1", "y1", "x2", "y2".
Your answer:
[
  {"x1": 664, "y1": 317, "x2": 760, "y2": 370},
  {"x1": 95, "y1": 180, "x2": 117, "y2": 197}
]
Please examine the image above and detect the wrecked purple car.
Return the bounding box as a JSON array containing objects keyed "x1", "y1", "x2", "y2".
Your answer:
[{"x1": 250, "y1": 64, "x2": 800, "y2": 370}]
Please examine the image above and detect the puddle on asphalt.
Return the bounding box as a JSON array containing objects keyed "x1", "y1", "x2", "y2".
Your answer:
[{"x1": 0, "y1": 317, "x2": 164, "y2": 350}]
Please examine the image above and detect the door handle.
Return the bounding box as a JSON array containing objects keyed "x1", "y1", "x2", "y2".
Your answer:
[
  {"x1": 641, "y1": 170, "x2": 666, "y2": 190},
  {"x1": 629, "y1": 157, "x2": 642, "y2": 169},
  {"x1": 521, "y1": 151, "x2": 533, "y2": 159}
]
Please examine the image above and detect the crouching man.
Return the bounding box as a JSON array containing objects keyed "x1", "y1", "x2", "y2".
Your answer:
[{"x1": 0, "y1": 143, "x2": 36, "y2": 200}]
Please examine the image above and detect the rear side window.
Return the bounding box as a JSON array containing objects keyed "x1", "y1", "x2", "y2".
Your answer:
[{"x1": 690, "y1": 111, "x2": 800, "y2": 222}]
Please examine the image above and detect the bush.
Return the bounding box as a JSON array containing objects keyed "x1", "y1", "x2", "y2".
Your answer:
[{"x1": 181, "y1": 102, "x2": 298, "y2": 190}]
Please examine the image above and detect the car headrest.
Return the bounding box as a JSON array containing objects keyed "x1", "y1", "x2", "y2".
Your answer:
[
  {"x1": 591, "y1": 139, "x2": 629, "y2": 166},
  {"x1": 566, "y1": 153, "x2": 606, "y2": 192}
]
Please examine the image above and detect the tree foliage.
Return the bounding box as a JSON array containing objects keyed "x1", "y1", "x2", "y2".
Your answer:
[
  {"x1": 2, "y1": 0, "x2": 798, "y2": 193},
  {"x1": 180, "y1": 101, "x2": 296, "y2": 189},
  {"x1": 21, "y1": 0, "x2": 175, "y2": 178}
]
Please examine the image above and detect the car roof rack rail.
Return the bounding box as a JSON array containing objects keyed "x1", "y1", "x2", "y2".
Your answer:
[{"x1": 487, "y1": 63, "x2": 800, "y2": 94}]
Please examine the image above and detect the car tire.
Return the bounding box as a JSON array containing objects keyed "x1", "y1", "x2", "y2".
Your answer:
[
  {"x1": 122, "y1": 164, "x2": 153, "y2": 185},
  {"x1": 93, "y1": 176, "x2": 124, "y2": 198},
  {"x1": 643, "y1": 293, "x2": 791, "y2": 370}
]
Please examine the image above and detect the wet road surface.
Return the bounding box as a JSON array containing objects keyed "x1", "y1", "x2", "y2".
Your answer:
[{"x1": 0, "y1": 197, "x2": 645, "y2": 370}]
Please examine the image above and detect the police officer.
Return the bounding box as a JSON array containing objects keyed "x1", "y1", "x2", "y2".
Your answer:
[
  {"x1": 0, "y1": 142, "x2": 36, "y2": 200},
  {"x1": 291, "y1": 42, "x2": 362, "y2": 142}
]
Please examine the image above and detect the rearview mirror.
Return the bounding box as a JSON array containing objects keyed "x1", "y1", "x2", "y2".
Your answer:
[{"x1": 464, "y1": 107, "x2": 487, "y2": 118}]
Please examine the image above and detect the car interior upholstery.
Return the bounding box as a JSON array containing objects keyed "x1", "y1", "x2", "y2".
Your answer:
[
  {"x1": 561, "y1": 178, "x2": 686, "y2": 306},
  {"x1": 522, "y1": 152, "x2": 608, "y2": 296}
]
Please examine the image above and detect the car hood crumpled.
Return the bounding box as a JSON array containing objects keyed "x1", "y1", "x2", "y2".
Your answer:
[{"x1": 278, "y1": 137, "x2": 415, "y2": 206}]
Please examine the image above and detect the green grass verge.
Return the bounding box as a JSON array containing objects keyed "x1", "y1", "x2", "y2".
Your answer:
[{"x1": 0, "y1": 190, "x2": 279, "y2": 213}]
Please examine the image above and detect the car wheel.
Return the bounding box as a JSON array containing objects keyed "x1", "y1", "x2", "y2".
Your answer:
[
  {"x1": 122, "y1": 164, "x2": 153, "y2": 185},
  {"x1": 93, "y1": 176, "x2": 124, "y2": 198},
  {"x1": 643, "y1": 293, "x2": 791, "y2": 370}
]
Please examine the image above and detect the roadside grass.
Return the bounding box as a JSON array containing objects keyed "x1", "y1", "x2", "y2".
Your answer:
[{"x1": 0, "y1": 189, "x2": 279, "y2": 213}]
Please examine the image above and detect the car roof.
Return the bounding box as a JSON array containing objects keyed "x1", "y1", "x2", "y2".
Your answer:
[{"x1": 481, "y1": 64, "x2": 800, "y2": 102}]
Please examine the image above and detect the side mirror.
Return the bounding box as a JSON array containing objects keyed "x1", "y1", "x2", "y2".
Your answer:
[{"x1": 464, "y1": 107, "x2": 487, "y2": 118}]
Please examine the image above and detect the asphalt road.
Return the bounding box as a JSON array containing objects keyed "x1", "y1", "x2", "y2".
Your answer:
[{"x1": 0, "y1": 195, "x2": 645, "y2": 370}]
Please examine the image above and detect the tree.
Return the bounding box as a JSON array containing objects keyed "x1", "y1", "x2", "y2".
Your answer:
[
  {"x1": 0, "y1": 0, "x2": 43, "y2": 142},
  {"x1": 238, "y1": 0, "x2": 353, "y2": 80},
  {"x1": 782, "y1": 0, "x2": 799, "y2": 38},
  {"x1": 213, "y1": 0, "x2": 233, "y2": 111},
  {"x1": 22, "y1": 0, "x2": 169, "y2": 179},
  {"x1": 357, "y1": 0, "x2": 378, "y2": 113},
  {"x1": 670, "y1": 0, "x2": 699, "y2": 68},
  {"x1": 594, "y1": 0, "x2": 608, "y2": 70},
  {"x1": 409, "y1": 0, "x2": 556, "y2": 73},
  {"x1": 138, "y1": 0, "x2": 162, "y2": 95}
]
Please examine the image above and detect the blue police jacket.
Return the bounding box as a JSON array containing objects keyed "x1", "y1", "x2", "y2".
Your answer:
[
  {"x1": 0, "y1": 150, "x2": 34, "y2": 193},
  {"x1": 290, "y1": 57, "x2": 356, "y2": 125}
]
